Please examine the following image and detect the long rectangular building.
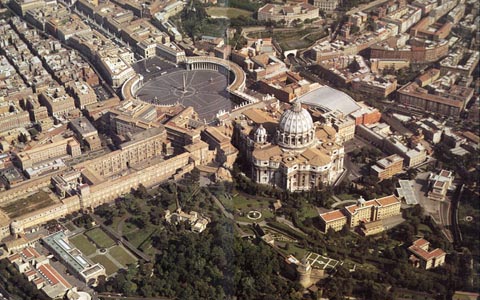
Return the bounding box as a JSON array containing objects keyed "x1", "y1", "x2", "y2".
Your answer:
[
  {"x1": 398, "y1": 81, "x2": 473, "y2": 117},
  {"x1": 319, "y1": 195, "x2": 401, "y2": 234}
]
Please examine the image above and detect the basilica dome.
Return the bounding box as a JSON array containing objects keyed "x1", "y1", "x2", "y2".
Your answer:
[{"x1": 277, "y1": 102, "x2": 315, "y2": 150}]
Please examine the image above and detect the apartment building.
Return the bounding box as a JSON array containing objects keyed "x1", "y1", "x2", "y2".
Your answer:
[
  {"x1": 371, "y1": 154, "x2": 404, "y2": 181},
  {"x1": 398, "y1": 81, "x2": 473, "y2": 118}
]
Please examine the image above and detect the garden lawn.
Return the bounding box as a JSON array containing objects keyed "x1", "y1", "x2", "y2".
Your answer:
[
  {"x1": 109, "y1": 246, "x2": 136, "y2": 266},
  {"x1": 298, "y1": 203, "x2": 318, "y2": 220},
  {"x1": 236, "y1": 209, "x2": 274, "y2": 223},
  {"x1": 206, "y1": 7, "x2": 252, "y2": 18},
  {"x1": 64, "y1": 222, "x2": 77, "y2": 232},
  {"x1": 91, "y1": 255, "x2": 119, "y2": 276},
  {"x1": 278, "y1": 243, "x2": 308, "y2": 260},
  {"x1": 70, "y1": 234, "x2": 97, "y2": 256},
  {"x1": 124, "y1": 223, "x2": 156, "y2": 248},
  {"x1": 85, "y1": 228, "x2": 116, "y2": 249}
]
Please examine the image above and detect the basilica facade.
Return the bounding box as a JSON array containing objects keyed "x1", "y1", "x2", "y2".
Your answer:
[{"x1": 233, "y1": 102, "x2": 345, "y2": 192}]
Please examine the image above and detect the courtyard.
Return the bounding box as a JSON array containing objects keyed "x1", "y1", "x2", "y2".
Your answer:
[
  {"x1": 69, "y1": 227, "x2": 137, "y2": 277},
  {"x1": 0, "y1": 190, "x2": 57, "y2": 218}
]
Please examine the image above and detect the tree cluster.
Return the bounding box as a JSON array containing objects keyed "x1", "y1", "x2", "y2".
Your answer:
[
  {"x1": 0, "y1": 259, "x2": 49, "y2": 300},
  {"x1": 96, "y1": 219, "x2": 303, "y2": 300}
]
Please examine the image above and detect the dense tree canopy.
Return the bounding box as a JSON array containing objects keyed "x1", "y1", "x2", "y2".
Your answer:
[{"x1": 96, "y1": 219, "x2": 303, "y2": 300}]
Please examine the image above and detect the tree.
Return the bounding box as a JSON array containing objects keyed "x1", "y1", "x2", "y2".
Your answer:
[{"x1": 135, "y1": 184, "x2": 149, "y2": 199}]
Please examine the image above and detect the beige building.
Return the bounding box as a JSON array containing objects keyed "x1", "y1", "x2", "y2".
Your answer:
[
  {"x1": 408, "y1": 238, "x2": 446, "y2": 269},
  {"x1": 97, "y1": 49, "x2": 135, "y2": 88},
  {"x1": 39, "y1": 86, "x2": 76, "y2": 117},
  {"x1": 319, "y1": 195, "x2": 402, "y2": 234},
  {"x1": 201, "y1": 126, "x2": 238, "y2": 167},
  {"x1": 165, "y1": 209, "x2": 210, "y2": 233},
  {"x1": 345, "y1": 195, "x2": 401, "y2": 227},
  {"x1": 78, "y1": 127, "x2": 167, "y2": 178},
  {"x1": 8, "y1": 246, "x2": 72, "y2": 298},
  {"x1": 15, "y1": 137, "x2": 81, "y2": 170},
  {"x1": 0, "y1": 109, "x2": 31, "y2": 133},
  {"x1": 69, "y1": 117, "x2": 102, "y2": 151},
  {"x1": 371, "y1": 154, "x2": 404, "y2": 181},
  {"x1": 313, "y1": 0, "x2": 340, "y2": 12},
  {"x1": 67, "y1": 80, "x2": 97, "y2": 109},
  {"x1": 319, "y1": 110, "x2": 355, "y2": 142},
  {"x1": 427, "y1": 169, "x2": 454, "y2": 201},
  {"x1": 257, "y1": 3, "x2": 319, "y2": 26},
  {"x1": 318, "y1": 210, "x2": 347, "y2": 233}
]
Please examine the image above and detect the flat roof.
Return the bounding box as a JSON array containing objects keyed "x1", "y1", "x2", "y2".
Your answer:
[
  {"x1": 42, "y1": 231, "x2": 92, "y2": 274},
  {"x1": 398, "y1": 180, "x2": 418, "y2": 205},
  {"x1": 69, "y1": 117, "x2": 98, "y2": 136}
]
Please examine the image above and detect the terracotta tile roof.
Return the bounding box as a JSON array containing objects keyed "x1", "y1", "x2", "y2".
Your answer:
[
  {"x1": 22, "y1": 247, "x2": 41, "y2": 260},
  {"x1": 345, "y1": 200, "x2": 376, "y2": 214},
  {"x1": 375, "y1": 195, "x2": 401, "y2": 206},
  {"x1": 409, "y1": 238, "x2": 446, "y2": 261},
  {"x1": 320, "y1": 210, "x2": 347, "y2": 222},
  {"x1": 38, "y1": 264, "x2": 72, "y2": 289},
  {"x1": 440, "y1": 169, "x2": 452, "y2": 177},
  {"x1": 7, "y1": 253, "x2": 21, "y2": 262},
  {"x1": 412, "y1": 238, "x2": 429, "y2": 248}
]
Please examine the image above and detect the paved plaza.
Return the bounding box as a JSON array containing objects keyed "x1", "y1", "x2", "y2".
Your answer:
[{"x1": 136, "y1": 69, "x2": 232, "y2": 121}]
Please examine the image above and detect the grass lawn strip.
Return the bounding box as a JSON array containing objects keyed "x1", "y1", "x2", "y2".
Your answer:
[
  {"x1": 69, "y1": 234, "x2": 97, "y2": 256},
  {"x1": 124, "y1": 224, "x2": 156, "y2": 248},
  {"x1": 91, "y1": 255, "x2": 119, "y2": 276},
  {"x1": 85, "y1": 228, "x2": 116, "y2": 249},
  {"x1": 109, "y1": 246, "x2": 137, "y2": 266},
  {"x1": 206, "y1": 7, "x2": 251, "y2": 18},
  {"x1": 64, "y1": 223, "x2": 77, "y2": 232}
]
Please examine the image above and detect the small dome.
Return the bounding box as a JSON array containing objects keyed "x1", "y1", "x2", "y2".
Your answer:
[
  {"x1": 255, "y1": 124, "x2": 267, "y2": 136},
  {"x1": 278, "y1": 102, "x2": 314, "y2": 136},
  {"x1": 254, "y1": 124, "x2": 267, "y2": 143}
]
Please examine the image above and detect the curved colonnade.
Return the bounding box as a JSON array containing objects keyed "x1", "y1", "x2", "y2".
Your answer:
[
  {"x1": 122, "y1": 56, "x2": 246, "y2": 102},
  {"x1": 185, "y1": 56, "x2": 246, "y2": 93}
]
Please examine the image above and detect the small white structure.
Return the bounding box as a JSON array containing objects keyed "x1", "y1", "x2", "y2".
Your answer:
[{"x1": 428, "y1": 169, "x2": 454, "y2": 201}]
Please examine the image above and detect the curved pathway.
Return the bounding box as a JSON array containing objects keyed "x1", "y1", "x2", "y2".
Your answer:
[{"x1": 331, "y1": 199, "x2": 357, "y2": 208}]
